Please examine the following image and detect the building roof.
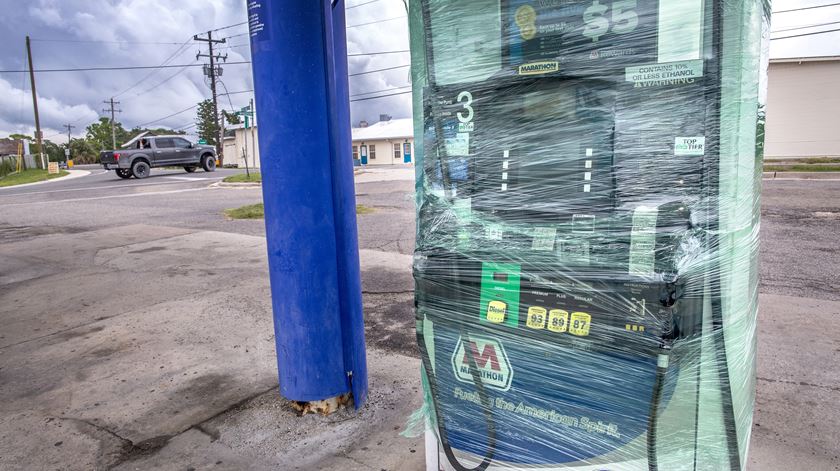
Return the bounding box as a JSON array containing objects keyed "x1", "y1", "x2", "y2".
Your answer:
[
  {"x1": 771, "y1": 55, "x2": 840, "y2": 64},
  {"x1": 352, "y1": 118, "x2": 414, "y2": 141}
]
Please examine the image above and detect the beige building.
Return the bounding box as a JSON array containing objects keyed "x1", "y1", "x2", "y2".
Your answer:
[
  {"x1": 765, "y1": 56, "x2": 840, "y2": 159},
  {"x1": 223, "y1": 124, "x2": 260, "y2": 169},
  {"x1": 351, "y1": 118, "x2": 414, "y2": 166}
]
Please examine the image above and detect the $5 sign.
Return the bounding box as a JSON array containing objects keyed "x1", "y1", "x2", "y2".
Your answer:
[{"x1": 583, "y1": 0, "x2": 639, "y2": 42}]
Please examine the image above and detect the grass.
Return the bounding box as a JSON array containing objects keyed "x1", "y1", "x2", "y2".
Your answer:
[
  {"x1": 223, "y1": 172, "x2": 262, "y2": 183},
  {"x1": 765, "y1": 165, "x2": 840, "y2": 173},
  {"x1": 224, "y1": 203, "x2": 375, "y2": 220},
  {"x1": 0, "y1": 169, "x2": 69, "y2": 187},
  {"x1": 224, "y1": 203, "x2": 265, "y2": 219}
]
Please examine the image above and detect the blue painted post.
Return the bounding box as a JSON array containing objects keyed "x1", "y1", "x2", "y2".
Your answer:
[{"x1": 247, "y1": 0, "x2": 368, "y2": 407}]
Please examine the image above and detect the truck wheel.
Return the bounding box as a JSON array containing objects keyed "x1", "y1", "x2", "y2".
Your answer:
[
  {"x1": 116, "y1": 169, "x2": 132, "y2": 179},
  {"x1": 132, "y1": 161, "x2": 151, "y2": 179},
  {"x1": 184, "y1": 166, "x2": 197, "y2": 173},
  {"x1": 202, "y1": 155, "x2": 216, "y2": 172}
]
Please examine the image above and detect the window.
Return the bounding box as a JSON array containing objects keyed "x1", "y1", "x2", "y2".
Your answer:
[
  {"x1": 173, "y1": 138, "x2": 192, "y2": 149},
  {"x1": 155, "y1": 138, "x2": 175, "y2": 148},
  {"x1": 369, "y1": 144, "x2": 376, "y2": 160},
  {"x1": 352, "y1": 145, "x2": 359, "y2": 160},
  {"x1": 394, "y1": 143, "x2": 401, "y2": 159}
]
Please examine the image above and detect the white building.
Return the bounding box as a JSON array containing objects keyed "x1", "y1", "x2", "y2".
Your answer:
[
  {"x1": 351, "y1": 117, "x2": 414, "y2": 166},
  {"x1": 765, "y1": 56, "x2": 840, "y2": 159},
  {"x1": 223, "y1": 124, "x2": 261, "y2": 169}
]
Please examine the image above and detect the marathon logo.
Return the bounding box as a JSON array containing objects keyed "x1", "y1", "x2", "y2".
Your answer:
[
  {"x1": 451, "y1": 336, "x2": 513, "y2": 391},
  {"x1": 518, "y1": 61, "x2": 559, "y2": 76}
]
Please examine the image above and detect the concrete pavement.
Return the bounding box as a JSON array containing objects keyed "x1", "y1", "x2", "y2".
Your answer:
[
  {"x1": 1, "y1": 168, "x2": 838, "y2": 470},
  {"x1": 0, "y1": 224, "x2": 424, "y2": 470}
]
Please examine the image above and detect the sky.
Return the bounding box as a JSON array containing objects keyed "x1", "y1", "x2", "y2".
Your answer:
[{"x1": 0, "y1": 0, "x2": 836, "y2": 144}]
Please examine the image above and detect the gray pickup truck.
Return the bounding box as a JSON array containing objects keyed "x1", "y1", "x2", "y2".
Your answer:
[{"x1": 100, "y1": 135, "x2": 217, "y2": 179}]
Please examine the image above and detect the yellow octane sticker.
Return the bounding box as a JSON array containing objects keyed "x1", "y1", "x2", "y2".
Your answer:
[
  {"x1": 486, "y1": 300, "x2": 507, "y2": 324},
  {"x1": 570, "y1": 312, "x2": 592, "y2": 336},
  {"x1": 518, "y1": 61, "x2": 559, "y2": 75},
  {"x1": 526, "y1": 306, "x2": 547, "y2": 330},
  {"x1": 548, "y1": 309, "x2": 569, "y2": 333}
]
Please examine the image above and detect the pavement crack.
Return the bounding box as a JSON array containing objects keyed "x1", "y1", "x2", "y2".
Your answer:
[{"x1": 757, "y1": 376, "x2": 840, "y2": 392}]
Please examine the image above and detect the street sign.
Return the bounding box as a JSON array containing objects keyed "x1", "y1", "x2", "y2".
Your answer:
[
  {"x1": 64, "y1": 148, "x2": 70, "y2": 157},
  {"x1": 198, "y1": 138, "x2": 208, "y2": 144}
]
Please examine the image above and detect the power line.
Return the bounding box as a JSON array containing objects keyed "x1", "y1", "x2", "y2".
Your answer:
[
  {"x1": 350, "y1": 90, "x2": 411, "y2": 102},
  {"x1": 223, "y1": 32, "x2": 250, "y2": 40},
  {"x1": 0, "y1": 61, "x2": 251, "y2": 74},
  {"x1": 347, "y1": 16, "x2": 406, "y2": 28},
  {"x1": 772, "y1": 20, "x2": 840, "y2": 33},
  {"x1": 113, "y1": 38, "x2": 194, "y2": 98},
  {"x1": 350, "y1": 85, "x2": 411, "y2": 98},
  {"x1": 348, "y1": 50, "x2": 409, "y2": 56},
  {"x1": 136, "y1": 104, "x2": 199, "y2": 128},
  {"x1": 346, "y1": 0, "x2": 381, "y2": 9},
  {"x1": 771, "y1": 27, "x2": 840, "y2": 40},
  {"x1": 776, "y1": 2, "x2": 840, "y2": 13},
  {"x1": 30, "y1": 38, "x2": 188, "y2": 45},
  {"x1": 349, "y1": 64, "x2": 410, "y2": 76},
  {"x1": 211, "y1": 22, "x2": 248, "y2": 32},
  {"x1": 132, "y1": 61, "x2": 198, "y2": 98},
  {"x1": 219, "y1": 90, "x2": 254, "y2": 97}
]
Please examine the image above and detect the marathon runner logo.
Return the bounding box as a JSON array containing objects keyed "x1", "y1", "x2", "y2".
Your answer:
[{"x1": 451, "y1": 336, "x2": 513, "y2": 391}]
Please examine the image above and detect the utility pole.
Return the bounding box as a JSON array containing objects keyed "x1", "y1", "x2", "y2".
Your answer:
[
  {"x1": 63, "y1": 124, "x2": 75, "y2": 163},
  {"x1": 25, "y1": 36, "x2": 44, "y2": 170},
  {"x1": 103, "y1": 98, "x2": 122, "y2": 150},
  {"x1": 194, "y1": 31, "x2": 227, "y2": 165}
]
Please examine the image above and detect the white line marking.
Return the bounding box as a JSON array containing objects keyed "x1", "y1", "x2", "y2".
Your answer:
[
  {"x1": 164, "y1": 176, "x2": 212, "y2": 181},
  {"x1": 1, "y1": 187, "x2": 210, "y2": 207},
  {"x1": 0, "y1": 178, "x2": 220, "y2": 198}
]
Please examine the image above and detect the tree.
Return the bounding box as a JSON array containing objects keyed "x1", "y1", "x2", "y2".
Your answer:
[
  {"x1": 9, "y1": 133, "x2": 33, "y2": 142},
  {"x1": 86, "y1": 117, "x2": 131, "y2": 151},
  {"x1": 69, "y1": 138, "x2": 99, "y2": 164},
  {"x1": 129, "y1": 126, "x2": 186, "y2": 136},
  {"x1": 196, "y1": 99, "x2": 220, "y2": 146},
  {"x1": 42, "y1": 140, "x2": 64, "y2": 162},
  {"x1": 222, "y1": 110, "x2": 241, "y2": 125}
]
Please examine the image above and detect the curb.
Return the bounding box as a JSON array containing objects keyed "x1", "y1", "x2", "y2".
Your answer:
[
  {"x1": 0, "y1": 169, "x2": 91, "y2": 190},
  {"x1": 763, "y1": 171, "x2": 840, "y2": 181},
  {"x1": 210, "y1": 181, "x2": 262, "y2": 189}
]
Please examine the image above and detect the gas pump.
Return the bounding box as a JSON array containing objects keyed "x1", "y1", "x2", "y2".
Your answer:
[{"x1": 410, "y1": 1, "x2": 767, "y2": 470}]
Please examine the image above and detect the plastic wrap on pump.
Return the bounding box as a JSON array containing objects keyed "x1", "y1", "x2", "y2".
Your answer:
[{"x1": 407, "y1": 0, "x2": 768, "y2": 470}]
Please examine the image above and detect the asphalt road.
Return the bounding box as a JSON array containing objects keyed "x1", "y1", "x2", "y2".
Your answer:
[{"x1": 0, "y1": 166, "x2": 416, "y2": 255}]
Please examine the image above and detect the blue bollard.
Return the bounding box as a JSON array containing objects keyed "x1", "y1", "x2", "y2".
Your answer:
[{"x1": 247, "y1": 0, "x2": 368, "y2": 408}]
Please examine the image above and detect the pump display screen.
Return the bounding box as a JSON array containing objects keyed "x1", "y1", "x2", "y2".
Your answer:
[{"x1": 503, "y1": 0, "x2": 660, "y2": 72}]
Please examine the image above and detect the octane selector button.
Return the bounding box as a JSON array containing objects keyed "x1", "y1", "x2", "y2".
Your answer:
[
  {"x1": 570, "y1": 312, "x2": 592, "y2": 337},
  {"x1": 486, "y1": 300, "x2": 507, "y2": 324}
]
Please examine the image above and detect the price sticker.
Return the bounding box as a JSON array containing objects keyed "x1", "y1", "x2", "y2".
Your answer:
[
  {"x1": 548, "y1": 310, "x2": 569, "y2": 333},
  {"x1": 486, "y1": 300, "x2": 507, "y2": 324},
  {"x1": 570, "y1": 312, "x2": 592, "y2": 336},
  {"x1": 526, "y1": 306, "x2": 547, "y2": 330}
]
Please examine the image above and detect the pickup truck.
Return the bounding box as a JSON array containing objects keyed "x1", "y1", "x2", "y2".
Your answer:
[{"x1": 100, "y1": 135, "x2": 217, "y2": 179}]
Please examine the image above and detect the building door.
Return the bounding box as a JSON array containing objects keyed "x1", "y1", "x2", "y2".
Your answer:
[
  {"x1": 360, "y1": 145, "x2": 368, "y2": 165},
  {"x1": 403, "y1": 142, "x2": 412, "y2": 163}
]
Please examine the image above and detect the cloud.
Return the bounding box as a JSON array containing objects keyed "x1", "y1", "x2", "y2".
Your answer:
[{"x1": 1, "y1": 0, "x2": 837, "y2": 143}]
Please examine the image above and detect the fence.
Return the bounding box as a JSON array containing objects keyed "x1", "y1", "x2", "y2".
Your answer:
[{"x1": 0, "y1": 155, "x2": 19, "y2": 179}]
